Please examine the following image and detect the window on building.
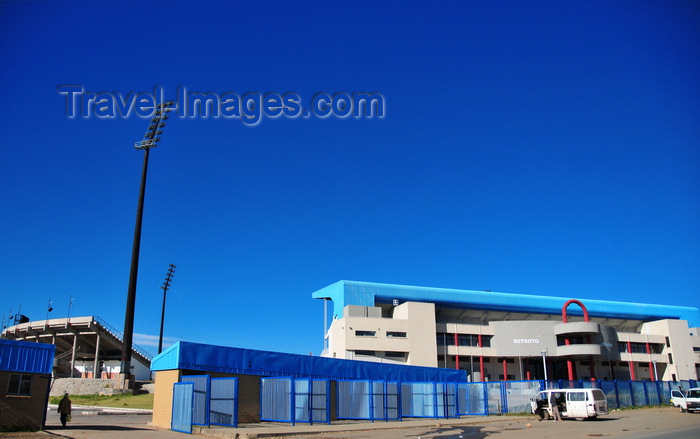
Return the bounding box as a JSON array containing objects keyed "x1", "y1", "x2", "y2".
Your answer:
[
  {"x1": 618, "y1": 342, "x2": 628, "y2": 353},
  {"x1": 650, "y1": 343, "x2": 664, "y2": 354},
  {"x1": 559, "y1": 335, "x2": 588, "y2": 346},
  {"x1": 385, "y1": 351, "x2": 406, "y2": 358},
  {"x1": 665, "y1": 337, "x2": 671, "y2": 348},
  {"x1": 7, "y1": 373, "x2": 32, "y2": 396},
  {"x1": 355, "y1": 350, "x2": 376, "y2": 357},
  {"x1": 668, "y1": 353, "x2": 673, "y2": 365},
  {"x1": 387, "y1": 331, "x2": 406, "y2": 338},
  {"x1": 629, "y1": 343, "x2": 649, "y2": 354},
  {"x1": 436, "y1": 333, "x2": 492, "y2": 347},
  {"x1": 693, "y1": 347, "x2": 700, "y2": 353},
  {"x1": 355, "y1": 330, "x2": 376, "y2": 337}
]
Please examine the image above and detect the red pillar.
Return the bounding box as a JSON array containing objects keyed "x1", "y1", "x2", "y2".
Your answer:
[
  {"x1": 627, "y1": 341, "x2": 636, "y2": 380},
  {"x1": 454, "y1": 333, "x2": 460, "y2": 370},
  {"x1": 502, "y1": 358, "x2": 508, "y2": 381},
  {"x1": 478, "y1": 334, "x2": 485, "y2": 381},
  {"x1": 646, "y1": 342, "x2": 654, "y2": 381},
  {"x1": 565, "y1": 334, "x2": 575, "y2": 381},
  {"x1": 525, "y1": 358, "x2": 531, "y2": 380}
]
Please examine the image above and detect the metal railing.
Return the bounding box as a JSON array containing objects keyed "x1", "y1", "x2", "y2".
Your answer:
[{"x1": 93, "y1": 316, "x2": 153, "y2": 361}]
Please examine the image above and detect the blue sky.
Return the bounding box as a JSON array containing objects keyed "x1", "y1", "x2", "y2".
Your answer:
[{"x1": 1, "y1": 1, "x2": 698, "y2": 357}]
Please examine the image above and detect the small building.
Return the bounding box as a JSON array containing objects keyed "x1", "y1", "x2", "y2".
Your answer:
[
  {"x1": 0, "y1": 339, "x2": 55, "y2": 431},
  {"x1": 150, "y1": 340, "x2": 465, "y2": 429}
]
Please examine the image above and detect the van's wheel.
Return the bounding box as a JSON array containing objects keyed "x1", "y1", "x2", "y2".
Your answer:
[
  {"x1": 537, "y1": 409, "x2": 547, "y2": 420},
  {"x1": 681, "y1": 407, "x2": 686, "y2": 413}
]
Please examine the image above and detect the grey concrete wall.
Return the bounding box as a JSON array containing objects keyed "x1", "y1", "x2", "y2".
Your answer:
[{"x1": 50, "y1": 378, "x2": 120, "y2": 396}]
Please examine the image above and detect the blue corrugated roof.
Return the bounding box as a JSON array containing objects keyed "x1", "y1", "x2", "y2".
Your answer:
[
  {"x1": 0, "y1": 339, "x2": 55, "y2": 374},
  {"x1": 151, "y1": 341, "x2": 466, "y2": 382},
  {"x1": 311, "y1": 280, "x2": 700, "y2": 327}
]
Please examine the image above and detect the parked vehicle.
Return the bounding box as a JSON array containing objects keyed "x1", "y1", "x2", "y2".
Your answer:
[
  {"x1": 671, "y1": 389, "x2": 686, "y2": 412},
  {"x1": 673, "y1": 387, "x2": 700, "y2": 413},
  {"x1": 531, "y1": 388, "x2": 608, "y2": 420}
]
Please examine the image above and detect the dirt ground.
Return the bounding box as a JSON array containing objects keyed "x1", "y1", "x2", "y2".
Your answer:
[{"x1": 271, "y1": 406, "x2": 700, "y2": 439}]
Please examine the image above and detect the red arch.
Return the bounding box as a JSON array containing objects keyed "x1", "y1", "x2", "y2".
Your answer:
[{"x1": 562, "y1": 299, "x2": 589, "y2": 323}]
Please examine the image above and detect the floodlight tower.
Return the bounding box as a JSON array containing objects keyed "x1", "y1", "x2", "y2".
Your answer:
[
  {"x1": 121, "y1": 102, "x2": 176, "y2": 383},
  {"x1": 158, "y1": 263, "x2": 176, "y2": 354}
]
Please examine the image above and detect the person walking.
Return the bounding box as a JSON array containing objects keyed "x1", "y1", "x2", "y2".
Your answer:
[
  {"x1": 550, "y1": 392, "x2": 562, "y2": 421},
  {"x1": 58, "y1": 392, "x2": 72, "y2": 427}
]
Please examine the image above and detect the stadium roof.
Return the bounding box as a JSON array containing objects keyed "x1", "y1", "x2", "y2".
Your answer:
[{"x1": 312, "y1": 280, "x2": 700, "y2": 327}]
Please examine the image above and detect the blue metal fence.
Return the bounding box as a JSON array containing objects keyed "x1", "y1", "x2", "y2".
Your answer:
[
  {"x1": 401, "y1": 382, "x2": 437, "y2": 418},
  {"x1": 544, "y1": 379, "x2": 697, "y2": 410},
  {"x1": 260, "y1": 377, "x2": 330, "y2": 425},
  {"x1": 171, "y1": 382, "x2": 194, "y2": 434},
  {"x1": 210, "y1": 377, "x2": 238, "y2": 427},
  {"x1": 173, "y1": 374, "x2": 695, "y2": 433},
  {"x1": 457, "y1": 382, "x2": 488, "y2": 416},
  {"x1": 180, "y1": 375, "x2": 210, "y2": 426},
  {"x1": 311, "y1": 380, "x2": 331, "y2": 423},
  {"x1": 261, "y1": 377, "x2": 292, "y2": 423},
  {"x1": 503, "y1": 381, "x2": 540, "y2": 414},
  {"x1": 337, "y1": 380, "x2": 371, "y2": 419}
]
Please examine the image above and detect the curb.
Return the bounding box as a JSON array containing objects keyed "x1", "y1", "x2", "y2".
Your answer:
[{"x1": 47, "y1": 403, "x2": 153, "y2": 416}]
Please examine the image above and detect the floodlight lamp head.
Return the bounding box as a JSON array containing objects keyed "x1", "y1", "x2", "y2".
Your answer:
[{"x1": 134, "y1": 139, "x2": 157, "y2": 150}]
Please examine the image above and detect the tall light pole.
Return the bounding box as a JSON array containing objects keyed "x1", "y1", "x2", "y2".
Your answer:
[
  {"x1": 158, "y1": 263, "x2": 176, "y2": 354},
  {"x1": 121, "y1": 101, "x2": 175, "y2": 382}
]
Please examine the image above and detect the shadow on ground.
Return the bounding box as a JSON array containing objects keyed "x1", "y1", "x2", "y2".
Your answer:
[
  {"x1": 401, "y1": 425, "x2": 487, "y2": 438},
  {"x1": 44, "y1": 425, "x2": 152, "y2": 431}
]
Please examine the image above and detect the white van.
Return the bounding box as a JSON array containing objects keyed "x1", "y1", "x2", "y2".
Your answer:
[
  {"x1": 671, "y1": 389, "x2": 686, "y2": 411},
  {"x1": 672, "y1": 387, "x2": 700, "y2": 413},
  {"x1": 531, "y1": 388, "x2": 608, "y2": 420}
]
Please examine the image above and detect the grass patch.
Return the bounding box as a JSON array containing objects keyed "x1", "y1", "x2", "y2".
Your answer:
[{"x1": 49, "y1": 393, "x2": 153, "y2": 410}]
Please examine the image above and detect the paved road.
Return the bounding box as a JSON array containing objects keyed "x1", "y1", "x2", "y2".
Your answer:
[
  {"x1": 259, "y1": 407, "x2": 700, "y2": 439},
  {"x1": 1, "y1": 406, "x2": 698, "y2": 439}
]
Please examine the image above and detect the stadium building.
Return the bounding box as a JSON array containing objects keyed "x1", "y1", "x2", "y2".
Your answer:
[
  {"x1": 313, "y1": 281, "x2": 700, "y2": 382},
  {"x1": 1, "y1": 316, "x2": 152, "y2": 381}
]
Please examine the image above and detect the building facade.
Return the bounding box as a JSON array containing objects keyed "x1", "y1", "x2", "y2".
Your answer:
[{"x1": 313, "y1": 281, "x2": 700, "y2": 382}]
